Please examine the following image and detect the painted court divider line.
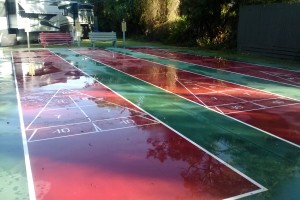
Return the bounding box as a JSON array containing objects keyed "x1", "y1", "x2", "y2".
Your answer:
[
  {"x1": 129, "y1": 48, "x2": 300, "y2": 87},
  {"x1": 25, "y1": 88, "x2": 62, "y2": 130},
  {"x1": 176, "y1": 77, "x2": 209, "y2": 107},
  {"x1": 11, "y1": 51, "x2": 36, "y2": 200},
  {"x1": 28, "y1": 123, "x2": 159, "y2": 143},
  {"x1": 26, "y1": 88, "x2": 156, "y2": 142},
  {"x1": 260, "y1": 71, "x2": 299, "y2": 83},
  {"x1": 69, "y1": 95, "x2": 90, "y2": 118},
  {"x1": 138, "y1": 47, "x2": 300, "y2": 73},
  {"x1": 222, "y1": 102, "x2": 300, "y2": 115},
  {"x1": 27, "y1": 120, "x2": 93, "y2": 141},
  {"x1": 25, "y1": 87, "x2": 144, "y2": 141},
  {"x1": 27, "y1": 119, "x2": 93, "y2": 131},
  {"x1": 51, "y1": 49, "x2": 267, "y2": 199},
  {"x1": 214, "y1": 106, "x2": 225, "y2": 114},
  {"x1": 102, "y1": 49, "x2": 300, "y2": 148},
  {"x1": 174, "y1": 76, "x2": 300, "y2": 113},
  {"x1": 72, "y1": 49, "x2": 300, "y2": 149},
  {"x1": 21, "y1": 81, "x2": 161, "y2": 143},
  {"x1": 109, "y1": 48, "x2": 300, "y2": 102}
]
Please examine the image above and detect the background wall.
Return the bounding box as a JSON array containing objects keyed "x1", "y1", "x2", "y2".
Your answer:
[{"x1": 237, "y1": 3, "x2": 300, "y2": 60}]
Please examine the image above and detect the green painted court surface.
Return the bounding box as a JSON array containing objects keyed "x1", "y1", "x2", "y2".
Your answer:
[{"x1": 0, "y1": 47, "x2": 300, "y2": 200}]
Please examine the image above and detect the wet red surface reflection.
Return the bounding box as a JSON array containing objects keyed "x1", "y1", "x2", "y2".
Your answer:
[
  {"x1": 129, "y1": 47, "x2": 300, "y2": 87},
  {"x1": 13, "y1": 50, "x2": 261, "y2": 200},
  {"x1": 75, "y1": 49, "x2": 300, "y2": 146}
]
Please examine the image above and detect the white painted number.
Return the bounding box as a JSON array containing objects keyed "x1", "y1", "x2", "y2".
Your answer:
[
  {"x1": 231, "y1": 105, "x2": 244, "y2": 110},
  {"x1": 56, "y1": 99, "x2": 66, "y2": 104},
  {"x1": 120, "y1": 119, "x2": 134, "y2": 125},
  {"x1": 62, "y1": 91, "x2": 73, "y2": 94},
  {"x1": 273, "y1": 100, "x2": 284, "y2": 104},
  {"x1": 55, "y1": 128, "x2": 70, "y2": 134},
  {"x1": 55, "y1": 115, "x2": 61, "y2": 119}
]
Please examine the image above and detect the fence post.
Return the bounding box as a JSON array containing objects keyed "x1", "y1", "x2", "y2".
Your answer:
[{"x1": 122, "y1": 19, "x2": 127, "y2": 48}]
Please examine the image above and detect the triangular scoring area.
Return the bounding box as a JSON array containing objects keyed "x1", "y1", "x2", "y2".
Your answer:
[
  {"x1": 27, "y1": 89, "x2": 159, "y2": 142},
  {"x1": 25, "y1": 89, "x2": 90, "y2": 131},
  {"x1": 260, "y1": 71, "x2": 299, "y2": 84},
  {"x1": 176, "y1": 78, "x2": 245, "y2": 108},
  {"x1": 260, "y1": 71, "x2": 286, "y2": 77}
]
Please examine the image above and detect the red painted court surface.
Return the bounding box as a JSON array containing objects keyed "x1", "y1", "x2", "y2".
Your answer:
[
  {"x1": 129, "y1": 48, "x2": 300, "y2": 87},
  {"x1": 74, "y1": 49, "x2": 300, "y2": 147},
  {"x1": 12, "y1": 50, "x2": 264, "y2": 200}
]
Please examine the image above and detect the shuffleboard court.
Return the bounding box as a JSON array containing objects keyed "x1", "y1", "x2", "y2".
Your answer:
[
  {"x1": 72, "y1": 49, "x2": 300, "y2": 147},
  {"x1": 11, "y1": 50, "x2": 265, "y2": 200},
  {"x1": 128, "y1": 48, "x2": 300, "y2": 87}
]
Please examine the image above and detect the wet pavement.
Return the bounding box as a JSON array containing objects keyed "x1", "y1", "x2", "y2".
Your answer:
[
  {"x1": 0, "y1": 47, "x2": 300, "y2": 200},
  {"x1": 74, "y1": 49, "x2": 300, "y2": 146},
  {"x1": 129, "y1": 47, "x2": 300, "y2": 87},
  {"x1": 0, "y1": 50, "x2": 29, "y2": 199}
]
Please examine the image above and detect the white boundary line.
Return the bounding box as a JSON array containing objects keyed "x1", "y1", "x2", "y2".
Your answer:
[
  {"x1": 27, "y1": 121, "x2": 92, "y2": 132},
  {"x1": 27, "y1": 118, "x2": 92, "y2": 132},
  {"x1": 205, "y1": 96, "x2": 298, "y2": 108},
  {"x1": 181, "y1": 82, "x2": 272, "y2": 108},
  {"x1": 94, "y1": 121, "x2": 160, "y2": 132},
  {"x1": 27, "y1": 129, "x2": 38, "y2": 142},
  {"x1": 25, "y1": 89, "x2": 62, "y2": 130},
  {"x1": 53, "y1": 49, "x2": 269, "y2": 199},
  {"x1": 59, "y1": 88, "x2": 147, "y2": 115},
  {"x1": 29, "y1": 130, "x2": 98, "y2": 142},
  {"x1": 26, "y1": 112, "x2": 144, "y2": 132},
  {"x1": 214, "y1": 106, "x2": 225, "y2": 114},
  {"x1": 133, "y1": 47, "x2": 300, "y2": 77},
  {"x1": 44, "y1": 104, "x2": 92, "y2": 111},
  {"x1": 11, "y1": 51, "x2": 36, "y2": 200},
  {"x1": 92, "y1": 122, "x2": 103, "y2": 132},
  {"x1": 39, "y1": 82, "x2": 147, "y2": 115},
  {"x1": 260, "y1": 70, "x2": 299, "y2": 84},
  {"x1": 25, "y1": 86, "x2": 158, "y2": 142},
  {"x1": 176, "y1": 78, "x2": 209, "y2": 107},
  {"x1": 175, "y1": 78, "x2": 262, "y2": 107},
  {"x1": 220, "y1": 102, "x2": 300, "y2": 115},
  {"x1": 69, "y1": 95, "x2": 90, "y2": 118},
  {"x1": 92, "y1": 71, "x2": 299, "y2": 114},
  {"x1": 131, "y1": 71, "x2": 169, "y2": 76},
  {"x1": 219, "y1": 102, "x2": 300, "y2": 115},
  {"x1": 43, "y1": 102, "x2": 145, "y2": 116},
  {"x1": 105, "y1": 48, "x2": 300, "y2": 102},
  {"x1": 98, "y1": 48, "x2": 300, "y2": 147},
  {"x1": 126, "y1": 48, "x2": 300, "y2": 88},
  {"x1": 74, "y1": 48, "x2": 300, "y2": 149},
  {"x1": 211, "y1": 90, "x2": 265, "y2": 107},
  {"x1": 136, "y1": 114, "x2": 160, "y2": 123},
  {"x1": 28, "y1": 122, "x2": 159, "y2": 143},
  {"x1": 27, "y1": 108, "x2": 91, "y2": 140},
  {"x1": 25, "y1": 92, "x2": 146, "y2": 131},
  {"x1": 23, "y1": 86, "x2": 161, "y2": 142}
]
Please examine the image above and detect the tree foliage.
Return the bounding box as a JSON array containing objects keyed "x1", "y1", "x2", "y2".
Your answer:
[
  {"x1": 179, "y1": 0, "x2": 240, "y2": 47},
  {"x1": 139, "y1": 0, "x2": 180, "y2": 36},
  {"x1": 85, "y1": 0, "x2": 142, "y2": 35},
  {"x1": 86, "y1": 0, "x2": 300, "y2": 48}
]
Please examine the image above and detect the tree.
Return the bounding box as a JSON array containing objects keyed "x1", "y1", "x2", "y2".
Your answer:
[
  {"x1": 86, "y1": 0, "x2": 143, "y2": 36},
  {"x1": 84, "y1": 0, "x2": 300, "y2": 47},
  {"x1": 179, "y1": 0, "x2": 239, "y2": 47}
]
